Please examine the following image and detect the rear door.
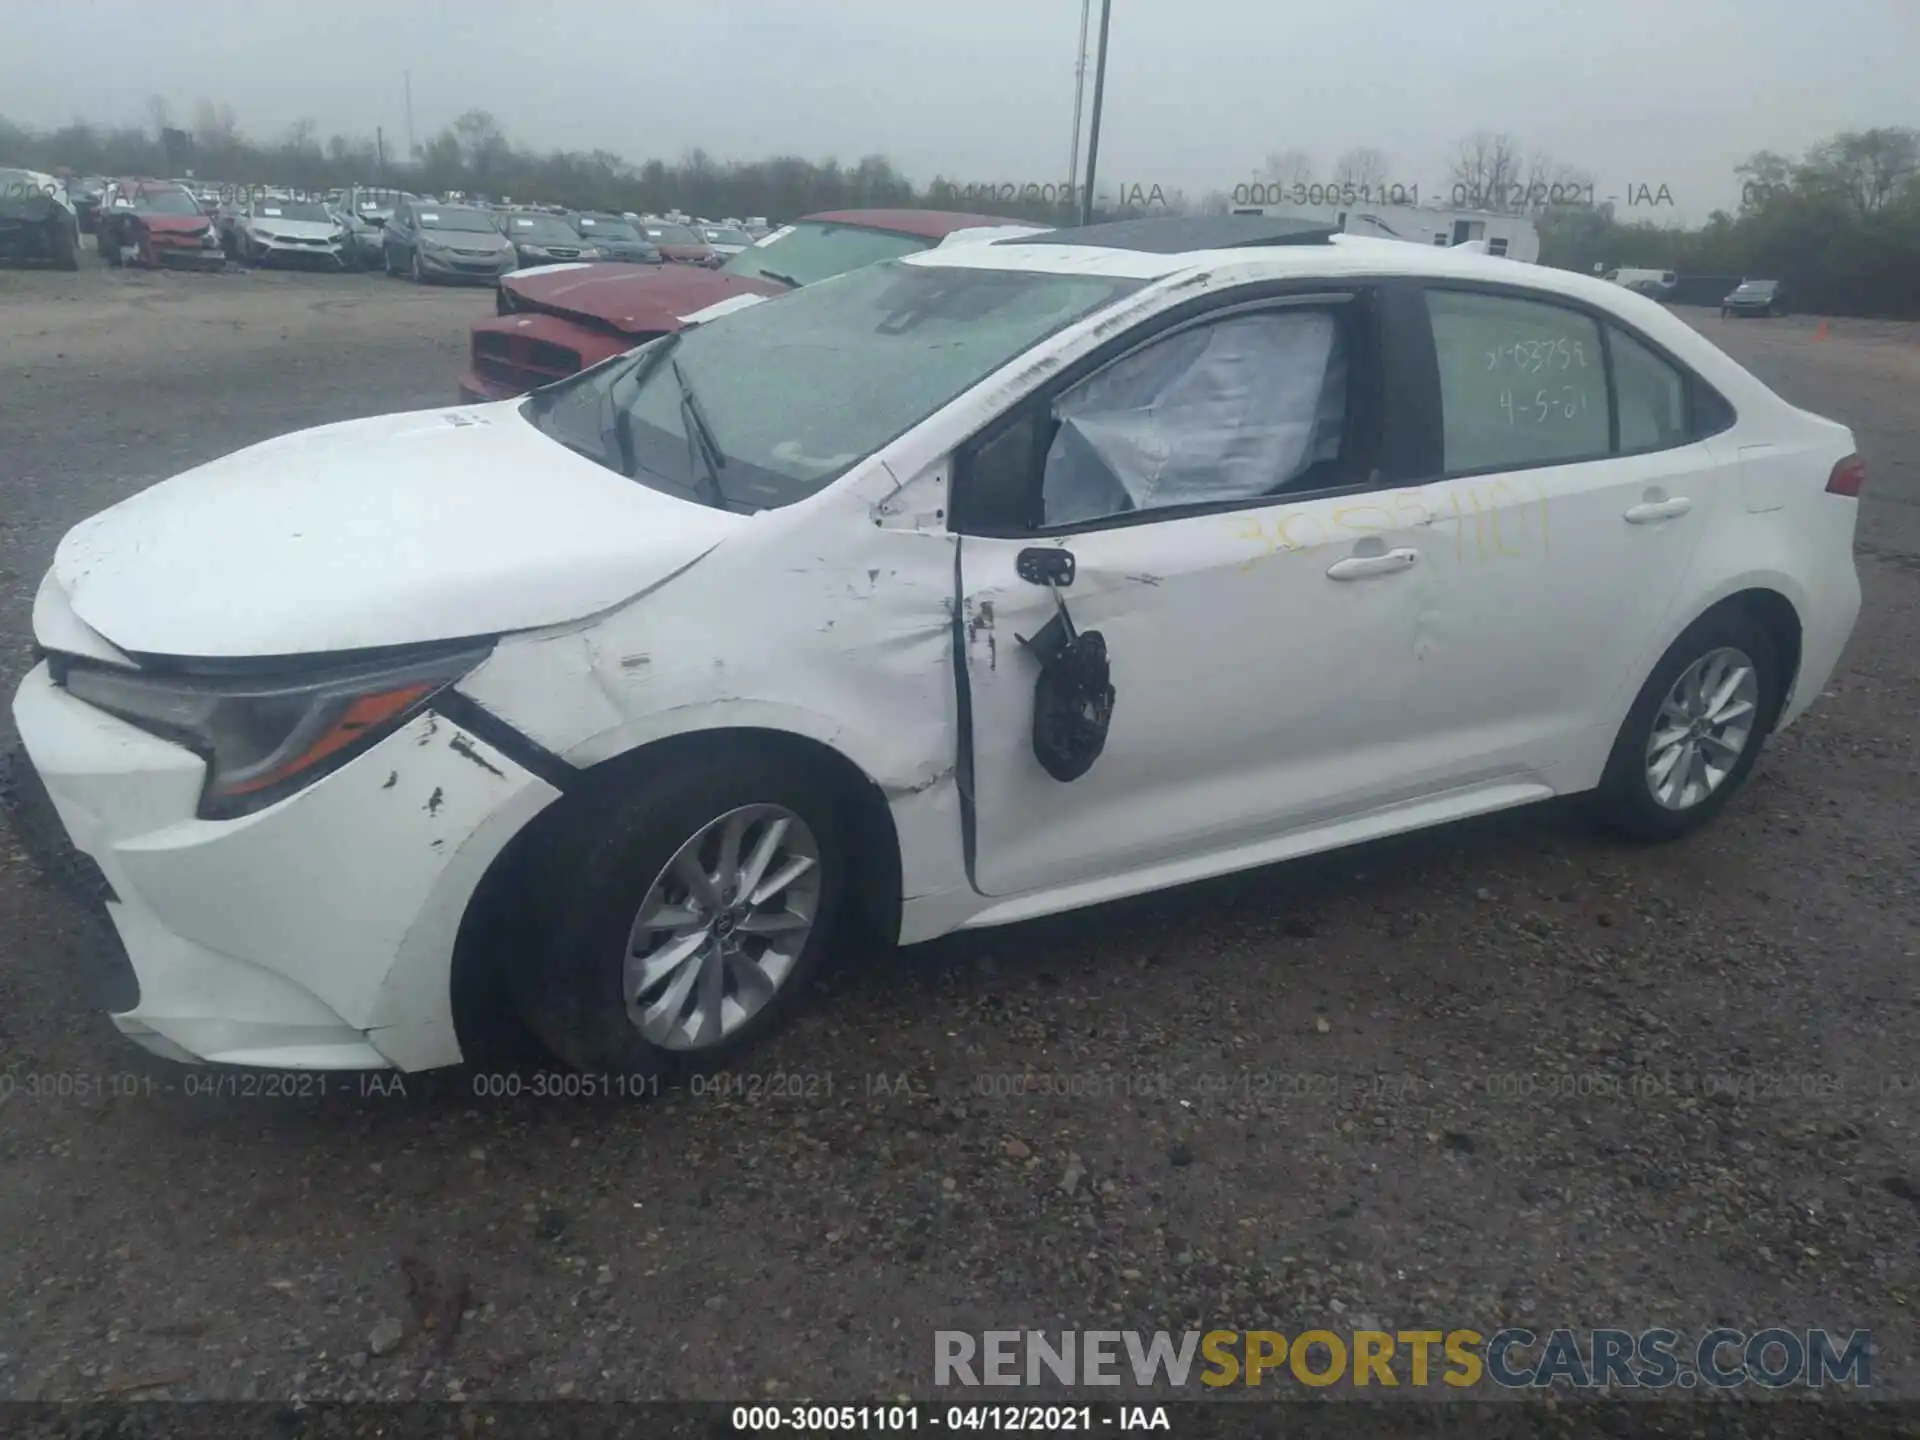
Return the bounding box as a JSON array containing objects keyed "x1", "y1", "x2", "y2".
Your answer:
[
  {"x1": 951, "y1": 284, "x2": 1441, "y2": 898},
  {"x1": 1395, "y1": 284, "x2": 1730, "y2": 786}
]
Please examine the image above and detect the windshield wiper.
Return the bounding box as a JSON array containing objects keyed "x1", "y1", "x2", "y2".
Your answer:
[
  {"x1": 757, "y1": 269, "x2": 801, "y2": 289},
  {"x1": 671, "y1": 358, "x2": 732, "y2": 511}
]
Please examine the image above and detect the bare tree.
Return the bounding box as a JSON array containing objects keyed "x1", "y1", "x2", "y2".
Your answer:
[
  {"x1": 192, "y1": 100, "x2": 240, "y2": 155},
  {"x1": 1331, "y1": 147, "x2": 1390, "y2": 190},
  {"x1": 145, "y1": 95, "x2": 172, "y2": 139},
  {"x1": 1446, "y1": 131, "x2": 1523, "y2": 210},
  {"x1": 1260, "y1": 148, "x2": 1316, "y2": 187},
  {"x1": 1520, "y1": 150, "x2": 1595, "y2": 212},
  {"x1": 1803, "y1": 127, "x2": 1920, "y2": 213}
]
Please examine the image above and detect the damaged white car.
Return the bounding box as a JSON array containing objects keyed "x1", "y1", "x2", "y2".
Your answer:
[{"x1": 8, "y1": 215, "x2": 1864, "y2": 1075}]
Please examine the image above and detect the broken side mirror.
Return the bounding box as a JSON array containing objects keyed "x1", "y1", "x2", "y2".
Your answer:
[
  {"x1": 1014, "y1": 546, "x2": 1115, "y2": 783},
  {"x1": 1017, "y1": 546, "x2": 1075, "y2": 587}
]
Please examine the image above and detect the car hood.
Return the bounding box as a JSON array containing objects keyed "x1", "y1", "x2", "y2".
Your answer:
[
  {"x1": 52, "y1": 403, "x2": 739, "y2": 659},
  {"x1": 499, "y1": 262, "x2": 784, "y2": 335},
  {"x1": 250, "y1": 216, "x2": 338, "y2": 239},
  {"x1": 137, "y1": 212, "x2": 212, "y2": 234}
]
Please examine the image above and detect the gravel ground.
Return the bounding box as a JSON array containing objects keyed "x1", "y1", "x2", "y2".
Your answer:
[{"x1": 0, "y1": 260, "x2": 1915, "y2": 1410}]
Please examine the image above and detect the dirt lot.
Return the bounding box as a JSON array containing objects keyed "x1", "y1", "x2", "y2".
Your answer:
[{"x1": 0, "y1": 259, "x2": 1916, "y2": 1408}]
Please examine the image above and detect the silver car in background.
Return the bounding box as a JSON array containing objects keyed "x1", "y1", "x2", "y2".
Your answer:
[{"x1": 222, "y1": 195, "x2": 349, "y2": 269}]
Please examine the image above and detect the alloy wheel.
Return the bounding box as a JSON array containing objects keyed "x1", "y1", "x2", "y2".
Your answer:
[
  {"x1": 1644, "y1": 647, "x2": 1759, "y2": 810},
  {"x1": 623, "y1": 804, "x2": 822, "y2": 1051}
]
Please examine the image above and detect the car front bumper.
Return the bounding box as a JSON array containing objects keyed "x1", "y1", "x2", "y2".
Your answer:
[
  {"x1": 7, "y1": 662, "x2": 562, "y2": 1071},
  {"x1": 419, "y1": 247, "x2": 516, "y2": 282},
  {"x1": 459, "y1": 312, "x2": 636, "y2": 402},
  {"x1": 247, "y1": 236, "x2": 347, "y2": 266},
  {"x1": 151, "y1": 242, "x2": 227, "y2": 271}
]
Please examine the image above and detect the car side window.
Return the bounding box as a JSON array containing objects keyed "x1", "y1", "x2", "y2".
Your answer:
[
  {"x1": 1425, "y1": 290, "x2": 1608, "y2": 473},
  {"x1": 1040, "y1": 308, "x2": 1352, "y2": 528},
  {"x1": 1610, "y1": 325, "x2": 1688, "y2": 452}
]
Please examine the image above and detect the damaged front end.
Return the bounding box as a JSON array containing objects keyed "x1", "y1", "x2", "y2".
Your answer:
[{"x1": 0, "y1": 187, "x2": 80, "y2": 270}]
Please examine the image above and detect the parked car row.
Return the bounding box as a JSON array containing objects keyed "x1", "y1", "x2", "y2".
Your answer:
[
  {"x1": 5, "y1": 168, "x2": 787, "y2": 278},
  {"x1": 1603, "y1": 266, "x2": 1792, "y2": 319}
]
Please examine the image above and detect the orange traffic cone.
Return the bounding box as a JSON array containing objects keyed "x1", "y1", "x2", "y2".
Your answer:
[{"x1": 1816, "y1": 318, "x2": 1829, "y2": 341}]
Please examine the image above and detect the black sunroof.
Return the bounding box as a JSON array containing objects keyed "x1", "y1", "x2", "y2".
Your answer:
[{"x1": 994, "y1": 215, "x2": 1338, "y2": 254}]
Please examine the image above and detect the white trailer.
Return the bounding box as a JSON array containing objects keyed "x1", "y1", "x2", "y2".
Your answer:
[{"x1": 1229, "y1": 202, "x2": 1540, "y2": 263}]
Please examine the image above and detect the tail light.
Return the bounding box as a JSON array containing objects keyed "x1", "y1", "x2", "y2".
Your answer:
[{"x1": 1826, "y1": 454, "x2": 1866, "y2": 497}]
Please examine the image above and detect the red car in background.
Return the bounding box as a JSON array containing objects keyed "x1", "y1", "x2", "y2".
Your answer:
[
  {"x1": 96, "y1": 179, "x2": 225, "y2": 271},
  {"x1": 458, "y1": 208, "x2": 1034, "y2": 401},
  {"x1": 637, "y1": 219, "x2": 721, "y2": 267}
]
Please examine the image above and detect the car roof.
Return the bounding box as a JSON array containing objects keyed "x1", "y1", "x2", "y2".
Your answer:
[
  {"x1": 998, "y1": 214, "x2": 1338, "y2": 253},
  {"x1": 905, "y1": 222, "x2": 1677, "y2": 308},
  {"x1": 801, "y1": 208, "x2": 1030, "y2": 239}
]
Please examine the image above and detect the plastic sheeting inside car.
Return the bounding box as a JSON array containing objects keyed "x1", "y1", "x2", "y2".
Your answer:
[{"x1": 1041, "y1": 311, "x2": 1346, "y2": 526}]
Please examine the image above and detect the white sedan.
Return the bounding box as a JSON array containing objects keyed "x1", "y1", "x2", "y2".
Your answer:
[{"x1": 7, "y1": 217, "x2": 1864, "y2": 1074}]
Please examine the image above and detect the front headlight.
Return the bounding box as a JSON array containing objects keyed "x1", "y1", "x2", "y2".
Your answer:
[{"x1": 63, "y1": 643, "x2": 493, "y2": 819}]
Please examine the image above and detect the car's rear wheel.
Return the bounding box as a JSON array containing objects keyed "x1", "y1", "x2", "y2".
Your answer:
[
  {"x1": 1591, "y1": 609, "x2": 1779, "y2": 841},
  {"x1": 99, "y1": 226, "x2": 120, "y2": 266},
  {"x1": 53, "y1": 220, "x2": 79, "y2": 271},
  {"x1": 504, "y1": 750, "x2": 846, "y2": 1075}
]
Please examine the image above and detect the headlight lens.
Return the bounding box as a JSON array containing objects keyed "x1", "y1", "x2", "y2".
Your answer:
[{"x1": 63, "y1": 643, "x2": 493, "y2": 819}]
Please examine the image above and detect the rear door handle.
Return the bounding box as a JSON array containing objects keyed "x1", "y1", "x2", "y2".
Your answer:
[
  {"x1": 1624, "y1": 497, "x2": 1693, "y2": 524},
  {"x1": 1326, "y1": 548, "x2": 1419, "y2": 580}
]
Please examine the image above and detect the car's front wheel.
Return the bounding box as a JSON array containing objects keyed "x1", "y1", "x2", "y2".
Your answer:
[
  {"x1": 408, "y1": 248, "x2": 424, "y2": 283},
  {"x1": 504, "y1": 749, "x2": 846, "y2": 1075},
  {"x1": 1591, "y1": 609, "x2": 1779, "y2": 841}
]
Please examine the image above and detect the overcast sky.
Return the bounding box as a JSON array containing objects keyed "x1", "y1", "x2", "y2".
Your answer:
[{"x1": 4, "y1": 0, "x2": 1913, "y2": 221}]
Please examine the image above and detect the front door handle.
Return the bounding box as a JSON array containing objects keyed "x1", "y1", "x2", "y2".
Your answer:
[
  {"x1": 1326, "y1": 547, "x2": 1419, "y2": 580},
  {"x1": 1624, "y1": 497, "x2": 1693, "y2": 524}
]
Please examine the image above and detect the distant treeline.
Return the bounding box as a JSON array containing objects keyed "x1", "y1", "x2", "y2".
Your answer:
[
  {"x1": 1532, "y1": 131, "x2": 1919, "y2": 318},
  {"x1": 4, "y1": 106, "x2": 1915, "y2": 317}
]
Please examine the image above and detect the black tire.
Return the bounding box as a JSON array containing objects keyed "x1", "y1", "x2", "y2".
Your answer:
[
  {"x1": 99, "y1": 225, "x2": 121, "y2": 267},
  {"x1": 503, "y1": 748, "x2": 847, "y2": 1076},
  {"x1": 408, "y1": 248, "x2": 424, "y2": 283},
  {"x1": 53, "y1": 220, "x2": 79, "y2": 271},
  {"x1": 1590, "y1": 608, "x2": 1780, "y2": 842}
]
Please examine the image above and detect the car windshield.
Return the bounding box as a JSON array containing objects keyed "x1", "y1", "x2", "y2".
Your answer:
[
  {"x1": 525, "y1": 258, "x2": 1145, "y2": 512},
  {"x1": 0, "y1": 168, "x2": 52, "y2": 192},
  {"x1": 703, "y1": 226, "x2": 752, "y2": 246},
  {"x1": 418, "y1": 207, "x2": 497, "y2": 233},
  {"x1": 576, "y1": 216, "x2": 642, "y2": 241},
  {"x1": 644, "y1": 223, "x2": 701, "y2": 246},
  {"x1": 1737, "y1": 281, "x2": 1778, "y2": 293},
  {"x1": 135, "y1": 188, "x2": 203, "y2": 216},
  {"x1": 254, "y1": 200, "x2": 332, "y2": 222},
  {"x1": 722, "y1": 220, "x2": 931, "y2": 287},
  {"x1": 507, "y1": 213, "x2": 579, "y2": 243}
]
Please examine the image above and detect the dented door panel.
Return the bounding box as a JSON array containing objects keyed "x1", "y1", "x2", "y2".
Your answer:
[{"x1": 459, "y1": 480, "x2": 972, "y2": 915}]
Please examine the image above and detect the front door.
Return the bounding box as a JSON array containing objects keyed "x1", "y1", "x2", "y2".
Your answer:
[{"x1": 952, "y1": 290, "x2": 1437, "y2": 899}]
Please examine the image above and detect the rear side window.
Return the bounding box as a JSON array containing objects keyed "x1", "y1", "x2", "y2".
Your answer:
[
  {"x1": 1425, "y1": 290, "x2": 1608, "y2": 472},
  {"x1": 1611, "y1": 326, "x2": 1688, "y2": 452}
]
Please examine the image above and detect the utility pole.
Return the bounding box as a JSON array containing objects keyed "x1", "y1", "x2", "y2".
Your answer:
[
  {"x1": 376, "y1": 126, "x2": 386, "y2": 179},
  {"x1": 404, "y1": 71, "x2": 416, "y2": 159},
  {"x1": 1079, "y1": 0, "x2": 1113, "y2": 227},
  {"x1": 1066, "y1": 0, "x2": 1092, "y2": 201}
]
